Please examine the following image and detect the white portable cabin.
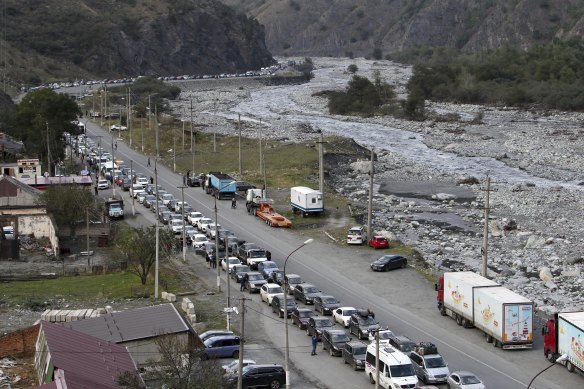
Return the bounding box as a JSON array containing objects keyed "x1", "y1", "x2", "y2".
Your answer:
[{"x1": 290, "y1": 186, "x2": 324, "y2": 214}]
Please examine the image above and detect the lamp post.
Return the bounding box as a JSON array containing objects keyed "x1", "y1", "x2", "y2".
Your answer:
[
  {"x1": 527, "y1": 354, "x2": 568, "y2": 389},
  {"x1": 214, "y1": 181, "x2": 237, "y2": 293},
  {"x1": 283, "y1": 238, "x2": 313, "y2": 389}
]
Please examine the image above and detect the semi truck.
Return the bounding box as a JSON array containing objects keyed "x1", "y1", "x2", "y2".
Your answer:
[
  {"x1": 542, "y1": 311, "x2": 584, "y2": 374},
  {"x1": 436, "y1": 271, "x2": 534, "y2": 349},
  {"x1": 245, "y1": 188, "x2": 265, "y2": 214},
  {"x1": 204, "y1": 172, "x2": 237, "y2": 200},
  {"x1": 104, "y1": 198, "x2": 124, "y2": 219},
  {"x1": 290, "y1": 186, "x2": 324, "y2": 215}
]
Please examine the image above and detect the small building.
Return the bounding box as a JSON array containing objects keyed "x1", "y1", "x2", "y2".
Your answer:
[
  {"x1": 60, "y1": 303, "x2": 196, "y2": 366},
  {"x1": 34, "y1": 321, "x2": 144, "y2": 388},
  {"x1": 0, "y1": 158, "x2": 42, "y2": 179}
]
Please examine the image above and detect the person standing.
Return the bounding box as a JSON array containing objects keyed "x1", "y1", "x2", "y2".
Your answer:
[
  {"x1": 147, "y1": 157, "x2": 151, "y2": 167},
  {"x1": 240, "y1": 273, "x2": 248, "y2": 292},
  {"x1": 94, "y1": 185, "x2": 98, "y2": 196},
  {"x1": 311, "y1": 333, "x2": 318, "y2": 356}
]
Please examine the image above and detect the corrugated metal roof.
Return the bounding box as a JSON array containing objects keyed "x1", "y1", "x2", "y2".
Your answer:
[
  {"x1": 61, "y1": 303, "x2": 191, "y2": 343},
  {"x1": 41, "y1": 321, "x2": 143, "y2": 389}
]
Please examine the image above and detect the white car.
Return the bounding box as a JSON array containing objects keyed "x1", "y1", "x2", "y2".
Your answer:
[
  {"x1": 191, "y1": 234, "x2": 208, "y2": 249},
  {"x1": 198, "y1": 217, "x2": 214, "y2": 232},
  {"x1": 162, "y1": 193, "x2": 175, "y2": 205},
  {"x1": 260, "y1": 283, "x2": 284, "y2": 305},
  {"x1": 221, "y1": 256, "x2": 241, "y2": 273},
  {"x1": 206, "y1": 223, "x2": 221, "y2": 239},
  {"x1": 135, "y1": 177, "x2": 149, "y2": 187},
  {"x1": 97, "y1": 179, "x2": 109, "y2": 190},
  {"x1": 369, "y1": 328, "x2": 395, "y2": 344},
  {"x1": 222, "y1": 359, "x2": 256, "y2": 376},
  {"x1": 347, "y1": 226, "x2": 366, "y2": 245},
  {"x1": 188, "y1": 211, "x2": 203, "y2": 226},
  {"x1": 446, "y1": 371, "x2": 485, "y2": 389},
  {"x1": 130, "y1": 184, "x2": 145, "y2": 198},
  {"x1": 170, "y1": 219, "x2": 184, "y2": 234},
  {"x1": 137, "y1": 192, "x2": 148, "y2": 204},
  {"x1": 333, "y1": 307, "x2": 358, "y2": 327}
]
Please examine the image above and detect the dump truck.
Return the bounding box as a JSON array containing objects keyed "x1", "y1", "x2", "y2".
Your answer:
[
  {"x1": 542, "y1": 311, "x2": 584, "y2": 374},
  {"x1": 290, "y1": 186, "x2": 323, "y2": 215},
  {"x1": 436, "y1": 271, "x2": 534, "y2": 349},
  {"x1": 253, "y1": 199, "x2": 292, "y2": 228},
  {"x1": 204, "y1": 172, "x2": 236, "y2": 200},
  {"x1": 105, "y1": 198, "x2": 124, "y2": 219}
]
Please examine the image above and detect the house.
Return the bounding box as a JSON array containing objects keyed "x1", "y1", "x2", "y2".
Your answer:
[
  {"x1": 60, "y1": 303, "x2": 197, "y2": 365},
  {"x1": 34, "y1": 321, "x2": 144, "y2": 388}
]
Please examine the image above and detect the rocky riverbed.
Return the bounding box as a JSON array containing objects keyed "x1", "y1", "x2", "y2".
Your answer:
[{"x1": 171, "y1": 57, "x2": 584, "y2": 314}]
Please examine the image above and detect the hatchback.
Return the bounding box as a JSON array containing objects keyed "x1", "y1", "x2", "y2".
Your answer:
[{"x1": 369, "y1": 236, "x2": 390, "y2": 249}]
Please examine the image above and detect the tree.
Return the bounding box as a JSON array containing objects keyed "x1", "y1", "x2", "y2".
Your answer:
[
  {"x1": 116, "y1": 226, "x2": 174, "y2": 285},
  {"x1": 347, "y1": 64, "x2": 358, "y2": 74},
  {"x1": 37, "y1": 185, "x2": 101, "y2": 237}
]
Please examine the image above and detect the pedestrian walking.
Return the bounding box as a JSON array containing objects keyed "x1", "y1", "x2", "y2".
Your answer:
[
  {"x1": 150, "y1": 176, "x2": 154, "y2": 184},
  {"x1": 147, "y1": 157, "x2": 151, "y2": 167},
  {"x1": 311, "y1": 333, "x2": 318, "y2": 355},
  {"x1": 266, "y1": 250, "x2": 271, "y2": 260},
  {"x1": 206, "y1": 255, "x2": 210, "y2": 269},
  {"x1": 94, "y1": 185, "x2": 98, "y2": 196},
  {"x1": 114, "y1": 142, "x2": 118, "y2": 150},
  {"x1": 211, "y1": 255, "x2": 217, "y2": 269}
]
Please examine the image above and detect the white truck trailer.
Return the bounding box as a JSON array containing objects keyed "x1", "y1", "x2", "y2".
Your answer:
[
  {"x1": 290, "y1": 186, "x2": 323, "y2": 215},
  {"x1": 543, "y1": 311, "x2": 584, "y2": 374}
]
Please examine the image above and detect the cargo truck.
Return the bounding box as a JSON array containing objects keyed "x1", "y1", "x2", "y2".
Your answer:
[
  {"x1": 542, "y1": 311, "x2": 584, "y2": 374},
  {"x1": 104, "y1": 198, "x2": 124, "y2": 219},
  {"x1": 205, "y1": 172, "x2": 236, "y2": 200},
  {"x1": 290, "y1": 186, "x2": 323, "y2": 215},
  {"x1": 436, "y1": 271, "x2": 534, "y2": 349}
]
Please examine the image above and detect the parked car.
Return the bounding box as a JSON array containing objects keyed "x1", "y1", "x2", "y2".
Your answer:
[
  {"x1": 348, "y1": 310, "x2": 379, "y2": 340},
  {"x1": 271, "y1": 294, "x2": 297, "y2": 318},
  {"x1": 170, "y1": 219, "x2": 184, "y2": 234},
  {"x1": 191, "y1": 234, "x2": 209, "y2": 250},
  {"x1": 122, "y1": 178, "x2": 132, "y2": 191},
  {"x1": 243, "y1": 272, "x2": 267, "y2": 293},
  {"x1": 236, "y1": 242, "x2": 260, "y2": 260},
  {"x1": 321, "y1": 328, "x2": 351, "y2": 357},
  {"x1": 221, "y1": 256, "x2": 242, "y2": 273},
  {"x1": 161, "y1": 193, "x2": 175, "y2": 206},
  {"x1": 284, "y1": 274, "x2": 304, "y2": 294},
  {"x1": 333, "y1": 307, "x2": 358, "y2": 327},
  {"x1": 260, "y1": 283, "x2": 283, "y2": 305},
  {"x1": 226, "y1": 364, "x2": 286, "y2": 389},
  {"x1": 160, "y1": 211, "x2": 172, "y2": 225},
  {"x1": 369, "y1": 236, "x2": 390, "y2": 249},
  {"x1": 410, "y1": 343, "x2": 450, "y2": 385},
  {"x1": 291, "y1": 307, "x2": 315, "y2": 329},
  {"x1": 369, "y1": 328, "x2": 395, "y2": 344},
  {"x1": 144, "y1": 195, "x2": 157, "y2": 208},
  {"x1": 446, "y1": 371, "x2": 485, "y2": 389},
  {"x1": 306, "y1": 316, "x2": 335, "y2": 340},
  {"x1": 293, "y1": 283, "x2": 321, "y2": 305},
  {"x1": 347, "y1": 226, "x2": 366, "y2": 245},
  {"x1": 258, "y1": 261, "x2": 279, "y2": 280},
  {"x1": 221, "y1": 359, "x2": 256, "y2": 376},
  {"x1": 267, "y1": 270, "x2": 285, "y2": 285},
  {"x1": 246, "y1": 249, "x2": 268, "y2": 270},
  {"x1": 97, "y1": 179, "x2": 109, "y2": 190},
  {"x1": 387, "y1": 335, "x2": 417, "y2": 356},
  {"x1": 370, "y1": 255, "x2": 407, "y2": 271},
  {"x1": 130, "y1": 183, "x2": 145, "y2": 198},
  {"x1": 198, "y1": 217, "x2": 214, "y2": 232},
  {"x1": 188, "y1": 211, "x2": 204, "y2": 226},
  {"x1": 231, "y1": 264, "x2": 251, "y2": 283},
  {"x1": 203, "y1": 335, "x2": 240, "y2": 359},
  {"x1": 206, "y1": 223, "x2": 221, "y2": 239},
  {"x1": 199, "y1": 330, "x2": 234, "y2": 342},
  {"x1": 341, "y1": 341, "x2": 368, "y2": 370},
  {"x1": 314, "y1": 295, "x2": 341, "y2": 315}
]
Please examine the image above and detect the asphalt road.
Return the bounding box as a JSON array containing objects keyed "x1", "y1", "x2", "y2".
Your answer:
[{"x1": 84, "y1": 119, "x2": 582, "y2": 389}]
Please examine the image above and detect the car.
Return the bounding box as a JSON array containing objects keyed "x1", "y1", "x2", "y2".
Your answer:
[
  {"x1": 143, "y1": 195, "x2": 156, "y2": 208},
  {"x1": 257, "y1": 261, "x2": 279, "y2": 279},
  {"x1": 221, "y1": 359, "x2": 256, "y2": 376},
  {"x1": 260, "y1": 283, "x2": 283, "y2": 305},
  {"x1": 184, "y1": 226, "x2": 197, "y2": 243},
  {"x1": 341, "y1": 341, "x2": 368, "y2": 370},
  {"x1": 348, "y1": 310, "x2": 379, "y2": 340},
  {"x1": 191, "y1": 233, "x2": 209, "y2": 250},
  {"x1": 236, "y1": 242, "x2": 260, "y2": 260},
  {"x1": 370, "y1": 255, "x2": 407, "y2": 271},
  {"x1": 369, "y1": 235, "x2": 390, "y2": 249},
  {"x1": 198, "y1": 217, "x2": 214, "y2": 232},
  {"x1": 203, "y1": 335, "x2": 240, "y2": 359},
  {"x1": 410, "y1": 343, "x2": 450, "y2": 385},
  {"x1": 293, "y1": 283, "x2": 321, "y2": 305},
  {"x1": 226, "y1": 364, "x2": 286, "y2": 389},
  {"x1": 156, "y1": 189, "x2": 168, "y2": 200},
  {"x1": 306, "y1": 316, "x2": 335, "y2": 340},
  {"x1": 137, "y1": 192, "x2": 148, "y2": 204},
  {"x1": 446, "y1": 371, "x2": 485, "y2": 389},
  {"x1": 188, "y1": 211, "x2": 204, "y2": 226},
  {"x1": 224, "y1": 235, "x2": 240, "y2": 254},
  {"x1": 271, "y1": 293, "x2": 297, "y2": 318},
  {"x1": 387, "y1": 334, "x2": 417, "y2": 356},
  {"x1": 267, "y1": 270, "x2": 285, "y2": 285},
  {"x1": 135, "y1": 176, "x2": 149, "y2": 187},
  {"x1": 221, "y1": 256, "x2": 242, "y2": 273},
  {"x1": 284, "y1": 274, "x2": 304, "y2": 295},
  {"x1": 231, "y1": 264, "x2": 251, "y2": 283},
  {"x1": 245, "y1": 249, "x2": 268, "y2": 270},
  {"x1": 243, "y1": 271, "x2": 267, "y2": 293},
  {"x1": 216, "y1": 227, "x2": 233, "y2": 240},
  {"x1": 168, "y1": 199, "x2": 178, "y2": 212},
  {"x1": 130, "y1": 183, "x2": 145, "y2": 198},
  {"x1": 347, "y1": 226, "x2": 366, "y2": 245},
  {"x1": 314, "y1": 295, "x2": 341, "y2": 316},
  {"x1": 159, "y1": 210, "x2": 172, "y2": 224},
  {"x1": 161, "y1": 193, "x2": 175, "y2": 206},
  {"x1": 333, "y1": 307, "x2": 358, "y2": 327},
  {"x1": 199, "y1": 329, "x2": 234, "y2": 342},
  {"x1": 321, "y1": 328, "x2": 351, "y2": 357},
  {"x1": 122, "y1": 178, "x2": 132, "y2": 191},
  {"x1": 290, "y1": 307, "x2": 315, "y2": 329},
  {"x1": 97, "y1": 179, "x2": 109, "y2": 190},
  {"x1": 206, "y1": 222, "x2": 221, "y2": 239},
  {"x1": 170, "y1": 219, "x2": 184, "y2": 234},
  {"x1": 369, "y1": 328, "x2": 395, "y2": 344}
]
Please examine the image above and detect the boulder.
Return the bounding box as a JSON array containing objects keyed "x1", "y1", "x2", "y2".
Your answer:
[
  {"x1": 539, "y1": 267, "x2": 553, "y2": 282},
  {"x1": 525, "y1": 235, "x2": 546, "y2": 249},
  {"x1": 502, "y1": 218, "x2": 517, "y2": 231}
]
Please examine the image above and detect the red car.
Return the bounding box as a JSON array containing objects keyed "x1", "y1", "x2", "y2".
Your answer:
[{"x1": 369, "y1": 236, "x2": 390, "y2": 249}]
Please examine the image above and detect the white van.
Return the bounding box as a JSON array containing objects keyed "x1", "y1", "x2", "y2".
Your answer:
[
  {"x1": 365, "y1": 343, "x2": 418, "y2": 389},
  {"x1": 347, "y1": 226, "x2": 366, "y2": 245}
]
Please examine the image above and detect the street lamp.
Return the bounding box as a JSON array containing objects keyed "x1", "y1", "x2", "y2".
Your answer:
[
  {"x1": 527, "y1": 354, "x2": 568, "y2": 389},
  {"x1": 283, "y1": 238, "x2": 313, "y2": 389},
  {"x1": 214, "y1": 181, "x2": 237, "y2": 293}
]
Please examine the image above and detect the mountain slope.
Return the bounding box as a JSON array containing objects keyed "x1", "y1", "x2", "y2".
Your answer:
[
  {"x1": 221, "y1": 0, "x2": 584, "y2": 56},
  {"x1": 1, "y1": 0, "x2": 274, "y2": 84}
]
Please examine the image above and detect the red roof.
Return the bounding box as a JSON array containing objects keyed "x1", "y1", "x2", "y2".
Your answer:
[{"x1": 40, "y1": 321, "x2": 143, "y2": 388}]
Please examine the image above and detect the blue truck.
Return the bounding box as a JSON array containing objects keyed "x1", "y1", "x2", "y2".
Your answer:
[{"x1": 204, "y1": 172, "x2": 237, "y2": 200}]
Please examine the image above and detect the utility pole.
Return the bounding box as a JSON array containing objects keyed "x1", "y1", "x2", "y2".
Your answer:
[
  {"x1": 318, "y1": 131, "x2": 325, "y2": 209},
  {"x1": 237, "y1": 298, "x2": 246, "y2": 389},
  {"x1": 46, "y1": 122, "x2": 51, "y2": 176},
  {"x1": 145, "y1": 94, "x2": 150, "y2": 153},
  {"x1": 238, "y1": 114, "x2": 242, "y2": 176},
  {"x1": 259, "y1": 125, "x2": 263, "y2": 176},
  {"x1": 179, "y1": 186, "x2": 187, "y2": 263},
  {"x1": 111, "y1": 134, "x2": 116, "y2": 197},
  {"x1": 130, "y1": 160, "x2": 135, "y2": 216},
  {"x1": 154, "y1": 158, "x2": 160, "y2": 299},
  {"x1": 213, "y1": 100, "x2": 217, "y2": 153},
  {"x1": 182, "y1": 113, "x2": 185, "y2": 151},
  {"x1": 367, "y1": 148, "x2": 374, "y2": 241},
  {"x1": 225, "y1": 235, "x2": 231, "y2": 331},
  {"x1": 262, "y1": 145, "x2": 267, "y2": 199},
  {"x1": 190, "y1": 99, "x2": 195, "y2": 175},
  {"x1": 375, "y1": 330, "x2": 380, "y2": 389},
  {"x1": 482, "y1": 176, "x2": 491, "y2": 277},
  {"x1": 128, "y1": 88, "x2": 132, "y2": 147},
  {"x1": 86, "y1": 208, "x2": 90, "y2": 271},
  {"x1": 173, "y1": 130, "x2": 176, "y2": 173},
  {"x1": 155, "y1": 104, "x2": 159, "y2": 158}
]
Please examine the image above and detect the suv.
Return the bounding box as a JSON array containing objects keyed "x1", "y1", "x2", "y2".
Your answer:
[
  {"x1": 409, "y1": 342, "x2": 450, "y2": 384},
  {"x1": 347, "y1": 226, "x2": 366, "y2": 245},
  {"x1": 314, "y1": 295, "x2": 341, "y2": 315},
  {"x1": 243, "y1": 272, "x2": 267, "y2": 293},
  {"x1": 306, "y1": 316, "x2": 334, "y2": 340},
  {"x1": 237, "y1": 242, "x2": 259, "y2": 260},
  {"x1": 348, "y1": 310, "x2": 379, "y2": 340},
  {"x1": 227, "y1": 364, "x2": 285, "y2": 389},
  {"x1": 284, "y1": 274, "x2": 304, "y2": 295},
  {"x1": 321, "y1": 329, "x2": 351, "y2": 357},
  {"x1": 258, "y1": 261, "x2": 279, "y2": 279},
  {"x1": 271, "y1": 293, "x2": 297, "y2": 318},
  {"x1": 388, "y1": 335, "x2": 417, "y2": 356},
  {"x1": 293, "y1": 283, "x2": 321, "y2": 305},
  {"x1": 342, "y1": 341, "x2": 368, "y2": 370}
]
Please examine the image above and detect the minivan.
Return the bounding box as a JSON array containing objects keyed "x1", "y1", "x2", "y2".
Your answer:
[
  {"x1": 203, "y1": 335, "x2": 240, "y2": 359},
  {"x1": 365, "y1": 343, "x2": 418, "y2": 388}
]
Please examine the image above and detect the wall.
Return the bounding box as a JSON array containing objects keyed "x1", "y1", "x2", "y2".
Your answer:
[
  {"x1": 17, "y1": 214, "x2": 59, "y2": 256},
  {"x1": 0, "y1": 324, "x2": 40, "y2": 358}
]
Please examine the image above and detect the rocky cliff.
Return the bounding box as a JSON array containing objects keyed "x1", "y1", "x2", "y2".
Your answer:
[
  {"x1": 221, "y1": 0, "x2": 584, "y2": 56},
  {"x1": 1, "y1": 0, "x2": 274, "y2": 83}
]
